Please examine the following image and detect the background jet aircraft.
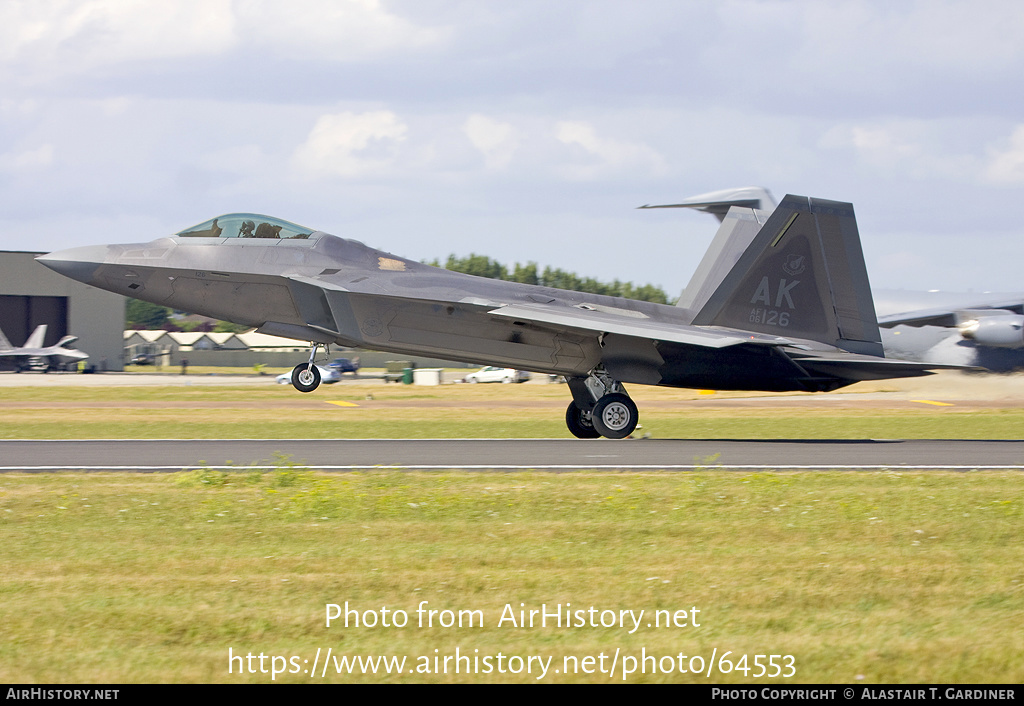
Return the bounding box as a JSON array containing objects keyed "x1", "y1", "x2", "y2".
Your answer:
[
  {"x1": 0, "y1": 324, "x2": 89, "y2": 372},
  {"x1": 39, "y1": 197, "x2": 946, "y2": 439},
  {"x1": 643, "y1": 187, "x2": 1024, "y2": 372}
]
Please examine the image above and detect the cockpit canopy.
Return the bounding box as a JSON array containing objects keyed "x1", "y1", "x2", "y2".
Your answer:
[{"x1": 176, "y1": 214, "x2": 316, "y2": 240}]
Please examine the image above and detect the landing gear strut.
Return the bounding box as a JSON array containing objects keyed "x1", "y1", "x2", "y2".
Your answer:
[
  {"x1": 291, "y1": 342, "x2": 329, "y2": 393},
  {"x1": 565, "y1": 369, "x2": 639, "y2": 439}
]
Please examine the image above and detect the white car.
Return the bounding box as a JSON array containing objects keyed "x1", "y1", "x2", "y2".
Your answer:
[
  {"x1": 276, "y1": 365, "x2": 340, "y2": 385},
  {"x1": 463, "y1": 366, "x2": 531, "y2": 383}
]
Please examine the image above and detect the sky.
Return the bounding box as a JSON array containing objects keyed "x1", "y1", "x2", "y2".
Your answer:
[{"x1": 2, "y1": 0, "x2": 1024, "y2": 296}]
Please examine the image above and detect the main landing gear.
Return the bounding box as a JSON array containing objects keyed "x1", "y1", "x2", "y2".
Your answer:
[
  {"x1": 565, "y1": 370, "x2": 639, "y2": 440},
  {"x1": 291, "y1": 342, "x2": 329, "y2": 393}
]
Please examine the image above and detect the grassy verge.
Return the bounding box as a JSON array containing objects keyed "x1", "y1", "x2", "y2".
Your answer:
[
  {"x1": 1, "y1": 467, "x2": 1022, "y2": 683},
  {"x1": 3, "y1": 408, "x2": 1024, "y2": 440},
  {"x1": 1, "y1": 384, "x2": 1023, "y2": 439}
]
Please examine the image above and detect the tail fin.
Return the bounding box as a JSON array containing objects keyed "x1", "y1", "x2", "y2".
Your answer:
[
  {"x1": 24, "y1": 325, "x2": 47, "y2": 349},
  {"x1": 0, "y1": 326, "x2": 11, "y2": 351},
  {"x1": 691, "y1": 194, "x2": 883, "y2": 356}
]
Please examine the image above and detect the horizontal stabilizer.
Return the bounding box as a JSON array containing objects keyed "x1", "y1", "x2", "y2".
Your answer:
[
  {"x1": 790, "y1": 352, "x2": 957, "y2": 381},
  {"x1": 639, "y1": 186, "x2": 776, "y2": 222}
]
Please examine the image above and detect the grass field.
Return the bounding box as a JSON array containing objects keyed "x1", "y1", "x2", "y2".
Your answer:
[
  {"x1": 1, "y1": 468, "x2": 1022, "y2": 683},
  {"x1": 2, "y1": 382, "x2": 1023, "y2": 440}
]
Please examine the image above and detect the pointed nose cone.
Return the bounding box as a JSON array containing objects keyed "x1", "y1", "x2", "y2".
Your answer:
[{"x1": 36, "y1": 245, "x2": 110, "y2": 285}]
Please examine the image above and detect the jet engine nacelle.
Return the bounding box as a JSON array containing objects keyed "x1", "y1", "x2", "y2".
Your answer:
[{"x1": 959, "y1": 314, "x2": 1024, "y2": 348}]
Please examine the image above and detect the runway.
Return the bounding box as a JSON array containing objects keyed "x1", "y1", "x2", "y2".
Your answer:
[{"x1": 2, "y1": 438, "x2": 1023, "y2": 471}]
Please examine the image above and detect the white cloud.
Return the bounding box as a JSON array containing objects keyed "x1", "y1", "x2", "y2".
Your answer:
[
  {"x1": 0, "y1": 0, "x2": 235, "y2": 71},
  {"x1": 0, "y1": 0, "x2": 448, "y2": 83},
  {"x1": 463, "y1": 114, "x2": 518, "y2": 170},
  {"x1": 985, "y1": 126, "x2": 1024, "y2": 185},
  {"x1": 0, "y1": 144, "x2": 55, "y2": 171},
  {"x1": 554, "y1": 121, "x2": 666, "y2": 180},
  {"x1": 819, "y1": 121, "x2": 982, "y2": 182},
  {"x1": 291, "y1": 110, "x2": 409, "y2": 178},
  {"x1": 712, "y1": 0, "x2": 1024, "y2": 80},
  {"x1": 235, "y1": 0, "x2": 450, "y2": 61},
  {"x1": 824, "y1": 124, "x2": 923, "y2": 168},
  {"x1": 799, "y1": 0, "x2": 1024, "y2": 73}
]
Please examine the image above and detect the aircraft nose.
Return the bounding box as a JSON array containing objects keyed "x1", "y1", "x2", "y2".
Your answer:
[{"x1": 36, "y1": 245, "x2": 110, "y2": 284}]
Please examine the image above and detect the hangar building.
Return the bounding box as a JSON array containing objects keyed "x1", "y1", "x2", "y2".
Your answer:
[{"x1": 0, "y1": 251, "x2": 126, "y2": 371}]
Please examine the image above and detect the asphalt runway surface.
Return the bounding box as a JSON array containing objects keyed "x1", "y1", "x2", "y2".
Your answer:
[{"x1": 2, "y1": 438, "x2": 1023, "y2": 471}]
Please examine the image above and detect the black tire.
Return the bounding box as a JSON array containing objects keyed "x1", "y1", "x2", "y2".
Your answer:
[
  {"x1": 591, "y1": 393, "x2": 638, "y2": 439},
  {"x1": 291, "y1": 363, "x2": 321, "y2": 393},
  {"x1": 565, "y1": 402, "x2": 601, "y2": 439}
]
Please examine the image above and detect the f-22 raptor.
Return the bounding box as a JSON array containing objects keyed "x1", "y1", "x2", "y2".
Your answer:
[
  {"x1": 0, "y1": 324, "x2": 89, "y2": 372},
  {"x1": 38, "y1": 196, "x2": 947, "y2": 438}
]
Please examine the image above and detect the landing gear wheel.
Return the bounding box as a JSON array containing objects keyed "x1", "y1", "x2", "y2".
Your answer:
[
  {"x1": 591, "y1": 393, "x2": 638, "y2": 439},
  {"x1": 291, "y1": 363, "x2": 321, "y2": 393},
  {"x1": 565, "y1": 402, "x2": 601, "y2": 439}
]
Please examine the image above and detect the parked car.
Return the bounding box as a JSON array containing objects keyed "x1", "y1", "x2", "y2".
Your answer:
[
  {"x1": 328, "y1": 357, "x2": 360, "y2": 374},
  {"x1": 276, "y1": 365, "x2": 340, "y2": 385},
  {"x1": 463, "y1": 366, "x2": 531, "y2": 383}
]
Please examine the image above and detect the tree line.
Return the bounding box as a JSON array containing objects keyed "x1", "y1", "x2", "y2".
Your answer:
[{"x1": 428, "y1": 254, "x2": 671, "y2": 305}]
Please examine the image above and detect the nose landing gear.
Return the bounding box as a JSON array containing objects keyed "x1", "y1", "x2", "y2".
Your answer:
[
  {"x1": 291, "y1": 342, "x2": 329, "y2": 393},
  {"x1": 291, "y1": 362, "x2": 321, "y2": 392}
]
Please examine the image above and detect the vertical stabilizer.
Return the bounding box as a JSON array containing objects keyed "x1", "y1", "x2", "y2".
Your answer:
[
  {"x1": 692, "y1": 195, "x2": 883, "y2": 356},
  {"x1": 0, "y1": 326, "x2": 12, "y2": 351},
  {"x1": 24, "y1": 325, "x2": 47, "y2": 349}
]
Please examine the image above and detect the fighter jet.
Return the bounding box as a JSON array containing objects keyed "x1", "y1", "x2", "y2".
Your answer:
[
  {"x1": 646, "y1": 187, "x2": 1024, "y2": 371},
  {"x1": 38, "y1": 197, "x2": 947, "y2": 438},
  {"x1": 0, "y1": 324, "x2": 89, "y2": 372}
]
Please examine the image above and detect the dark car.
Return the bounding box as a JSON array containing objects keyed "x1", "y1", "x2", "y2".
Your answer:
[{"x1": 328, "y1": 357, "x2": 360, "y2": 374}]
